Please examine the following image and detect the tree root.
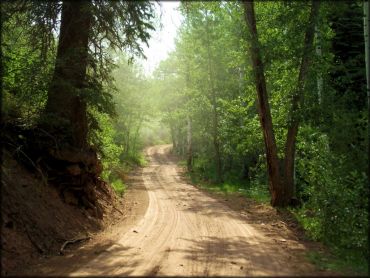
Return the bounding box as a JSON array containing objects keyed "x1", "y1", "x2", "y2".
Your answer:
[
  {"x1": 24, "y1": 225, "x2": 45, "y2": 254},
  {"x1": 59, "y1": 236, "x2": 91, "y2": 255}
]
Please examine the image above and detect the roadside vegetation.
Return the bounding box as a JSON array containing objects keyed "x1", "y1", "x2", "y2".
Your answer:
[{"x1": 158, "y1": 2, "x2": 368, "y2": 274}]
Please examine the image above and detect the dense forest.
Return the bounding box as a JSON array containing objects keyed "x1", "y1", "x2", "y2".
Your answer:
[{"x1": 1, "y1": 0, "x2": 369, "y2": 275}]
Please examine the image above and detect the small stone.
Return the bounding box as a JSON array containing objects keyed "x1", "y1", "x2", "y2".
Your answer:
[{"x1": 133, "y1": 230, "x2": 138, "y2": 233}]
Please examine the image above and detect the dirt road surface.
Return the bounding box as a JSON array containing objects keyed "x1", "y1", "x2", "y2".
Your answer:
[{"x1": 22, "y1": 145, "x2": 329, "y2": 276}]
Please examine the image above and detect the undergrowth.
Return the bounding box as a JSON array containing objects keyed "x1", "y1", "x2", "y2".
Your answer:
[
  {"x1": 102, "y1": 150, "x2": 147, "y2": 197},
  {"x1": 184, "y1": 159, "x2": 368, "y2": 276},
  {"x1": 185, "y1": 160, "x2": 270, "y2": 203},
  {"x1": 305, "y1": 249, "x2": 368, "y2": 275}
]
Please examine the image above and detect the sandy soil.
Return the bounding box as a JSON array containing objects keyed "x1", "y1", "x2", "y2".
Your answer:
[{"x1": 18, "y1": 144, "x2": 337, "y2": 276}]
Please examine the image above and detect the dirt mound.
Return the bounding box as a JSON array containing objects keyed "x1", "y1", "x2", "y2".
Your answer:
[{"x1": 1, "y1": 148, "x2": 122, "y2": 275}]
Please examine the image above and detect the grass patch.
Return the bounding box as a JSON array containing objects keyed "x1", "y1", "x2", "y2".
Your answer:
[
  {"x1": 178, "y1": 159, "x2": 187, "y2": 167},
  {"x1": 239, "y1": 186, "x2": 270, "y2": 204},
  {"x1": 187, "y1": 170, "x2": 270, "y2": 204},
  {"x1": 121, "y1": 151, "x2": 148, "y2": 169},
  {"x1": 110, "y1": 179, "x2": 126, "y2": 197},
  {"x1": 306, "y1": 249, "x2": 368, "y2": 276}
]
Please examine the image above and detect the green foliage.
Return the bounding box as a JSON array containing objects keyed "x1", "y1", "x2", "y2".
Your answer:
[
  {"x1": 2, "y1": 11, "x2": 55, "y2": 124},
  {"x1": 110, "y1": 179, "x2": 126, "y2": 197},
  {"x1": 188, "y1": 166, "x2": 270, "y2": 204},
  {"x1": 293, "y1": 125, "x2": 368, "y2": 262},
  {"x1": 154, "y1": 1, "x2": 368, "y2": 272},
  {"x1": 306, "y1": 249, "x2": 368, "y2": 275}
]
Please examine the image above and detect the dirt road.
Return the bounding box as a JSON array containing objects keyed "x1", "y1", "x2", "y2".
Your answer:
[{"x1": 24, "y1": 145, "x2": 327, "y2": 276}]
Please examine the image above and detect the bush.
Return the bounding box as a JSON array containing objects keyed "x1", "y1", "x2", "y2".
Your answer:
[
  {"x1": 110, "y1": 179, "x2": 126, "y2": 197},
  {"x1": 295, "y1": 125, "x2": 368, "y2": 258}
]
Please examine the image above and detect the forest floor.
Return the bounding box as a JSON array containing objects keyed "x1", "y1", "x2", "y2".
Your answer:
[{"x1": 14, "y1": 144, "x2": 346, "y2": 276}]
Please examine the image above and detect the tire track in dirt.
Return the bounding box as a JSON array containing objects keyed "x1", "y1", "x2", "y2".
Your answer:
[{"x1": 21, "y1": 144, "x2": 328, "y2": 276}]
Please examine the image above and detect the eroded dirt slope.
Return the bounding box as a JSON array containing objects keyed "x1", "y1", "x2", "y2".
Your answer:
[
  {"x1": 1, "y1": 150, "x2": 123, "y2": 275},
  {"x1": 17, "y1": 144, "x2": 340, "y2": 277}
]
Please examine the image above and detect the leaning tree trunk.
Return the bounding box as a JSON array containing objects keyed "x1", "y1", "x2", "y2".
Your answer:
[
  {"x1": 243, "y1": 0, "x2": 284, "y2": 206},
  {"x1": 283, "y1": 1, "x2": 320, "y2": 203}
]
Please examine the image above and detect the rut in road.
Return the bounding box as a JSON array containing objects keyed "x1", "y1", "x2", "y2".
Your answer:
[{"x1": 27, "y1": 145, "x2": 323, "y2": 276}]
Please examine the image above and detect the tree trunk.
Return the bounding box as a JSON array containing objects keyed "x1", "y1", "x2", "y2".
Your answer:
[
  {"x1": 315, "y1": 24, "x2": 323, "y2": 106},
  {"x1": 170, "y1": 123, "x2": 177, "y2": 151},
  {"x1": 243, "y1": 0, "x2": 284, "y2": 206},
  {"x1": 211, "y1": 94, "x2": 222, "y2": 183},
  {"x1": 184, "y1": 4, "x2": 193, "y2": 173},
  {"x1": 132, "y1": 117, "x2": 144, "y2": 154},
  {"x1": 37, "y1": 1, "x2": 105, "y2": 217},
  {"x1": 364, "y1": 0, "x2": 370, "y2": 183},
  {"x1": 283, "y1": 1, "x2": 320, "y2": 202},
  {"x1": 205, "y1": 14, "x2": 222, "y2": 183},
  {"x1": 124, "y1": 113, "x2": 132, "y2": 155},
  {"x1": 44, "y1": 0, "x2": 92, "y2": 149},
  {"x1": 186, "y1": 115, "x2": 193, "y2": 172}
]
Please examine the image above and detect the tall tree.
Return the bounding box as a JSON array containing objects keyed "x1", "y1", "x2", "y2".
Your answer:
[
  {"x1": 243, "y1": 0, "x2": 283, "y2": 206},
  {"x1": 364, "y1": 0, "x2": 370, "y2": 184},
  {"x1": 244, "y1": 0, "x2": 319, "y2": 206},
  {"x1": 204, "y1": 14, "x2": 223, "y2": 183},
  {"x1": 44, "y1": 1, "x2": 92, "y2": 148},
  {"x1": 183, "y1": 3, "x2": 193, "y2": 172},
  {"x1": 19, "y1": 0, "x2": 155, "y2": 212},
  {"x1": 283, "y1": 1, "x2": 320, "y2": 201}
]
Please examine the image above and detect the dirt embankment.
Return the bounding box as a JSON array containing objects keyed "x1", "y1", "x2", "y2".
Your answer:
[
  {"x1": 15, "y1": 144, "x2": 343, "y2": 277},
  {"x1": 1, "y1": 149, "x2": 124, "y2": 275}
]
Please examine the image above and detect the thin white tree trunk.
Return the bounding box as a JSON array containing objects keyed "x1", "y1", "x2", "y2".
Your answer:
[
  {"x1": 186, "y1": 115, "x2": 192, "y2": 171},
  {"x1": 315, "y1": 25, "x2": 323, "y2": 105}
]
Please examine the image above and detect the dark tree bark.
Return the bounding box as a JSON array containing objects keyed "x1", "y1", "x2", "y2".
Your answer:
[
  {"x1": 364, "y1": 1, "x2": 370, "y2": 189},
  {"x1": 44, "y1": 0, "x2": 92, "y2": 148},
  {"x1": 243, "y1": 0, "x2": 284, "y2": 206},
  {"x1": 283, "y1": 1, "x2": 320, "y2": 202},
  {"x1": 37, "y1": 1, "x2": 105, "y2": 217}
]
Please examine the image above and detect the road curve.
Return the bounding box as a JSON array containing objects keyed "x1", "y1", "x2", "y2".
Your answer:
[
  {"x1": 27, "y1": 145, "x2": 320, "y2": 276},
  {"x1": 68, "y1": 145, "x2": 319, "y2": 276}
]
